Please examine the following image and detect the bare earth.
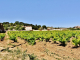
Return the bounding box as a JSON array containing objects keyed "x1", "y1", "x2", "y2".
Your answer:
[{"x1": 0, "y1": 32, "x2": 80, "y2": 60}]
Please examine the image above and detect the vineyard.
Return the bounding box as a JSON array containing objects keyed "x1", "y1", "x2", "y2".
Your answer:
[
  {"x1": 7, "y1": 30, "x2": 80, "y2": 47},
  {"x1": 0, "y1": 30, "x2": 80, "y2": 60}
]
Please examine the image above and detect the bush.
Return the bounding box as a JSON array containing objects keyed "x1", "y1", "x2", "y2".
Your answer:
[
  {"x1": 4, "y1": 27, "x2": 8, "y2": 30},
  {"x1": 19, "y1": 27, "x2": 25, "y2": 30},
  {"x1": 9, "y1": 27, "x2": 14, "y2": 30},
  {"x1": 15, "y1": 27, "x2": 19, "y2": 30}
]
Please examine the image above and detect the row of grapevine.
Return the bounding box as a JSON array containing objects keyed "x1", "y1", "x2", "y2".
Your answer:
[
  {"x1": 8, "y1": 31, "x2": 17, "y2": 42},
  {"x1": 72, "y1": 33, "x2": 80, "y2": 47},
  {"x1": 0, "y1": 33, "x2": 5, "y2": 41},
  {"x1": 7, "y1": 30, "x2": 80, "y2": 47}
]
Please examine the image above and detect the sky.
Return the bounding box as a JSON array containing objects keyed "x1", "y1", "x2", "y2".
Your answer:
[{"x1": 0, "y1": 0, "x2": 80, "y2": 27}]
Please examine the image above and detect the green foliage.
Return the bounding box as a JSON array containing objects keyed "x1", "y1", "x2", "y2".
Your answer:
[
  {"x1": 0, "y1": 33, "x2": 5, "y2": 40},
  {"x1": 9, "y1": 35, "x2": 17, "y2": 42},
  {"x1": 26, "y1": 37, "x2": 36, "y2": 45},
  {"x1": 15, "y1": 26, "x2": 19, "y2": 30},
  {"x1": 9, "y1": 26, "x2": 14, "y2": 30},
  {"x1": 59, "y1": 37, "x2": 67, "y2": 46},
  {"x1": 8, "y1": 30, "x2": 80, "y2": 47},
  {"x1": 42, "y1": 25, "x2": 47, "y2": 29},
  {"x1": 52, "y1": 36, "x2": 59, "y2": 43},
  {"x1": 4, "y1": 27, "x2": 8, "y2": 30},
  {"x1": 2, "y1": 21, "x2": 45, "y2": 30},
  {"x1": 72, "y1": 38, "x2": 78, "y2": 47},
  {"x1": 8, "y1": 32, "x2": 17, "y2": 42},
  {"x1": 28, "y1": 54, "x2": 37, "y2": 60},
  {"x1": 72, "y1": 36, "x2": 80, "y2": 47},
  {"x1": 19, "y1": 27, "x2": 25, "y2": 30}
]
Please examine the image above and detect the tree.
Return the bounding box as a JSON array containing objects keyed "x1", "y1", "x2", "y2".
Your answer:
[
  {"x1": 14, "y1": 21, "x2": 20, "y2": 25},
  {"x1": 14, "y1": 25, "x2": 20, "y2": 30},
  {"x1": 37, "y1": 25, "x2": 41, "y2": 28},
  {"x1": 3, "y1": 22, "x2": 9, "y2": 24},
  {"x1": 32, "y1": 26, "x2": 38, "y2": 30},
  {"x1": 35, "y1": 24, "x2": 37, "y2": 26},
  {"x1": 19, "y1": 27, "x2": 25, "y2": 30},
  {"x1": 19, "y1": 22, "x2": 24, "y2": 26},
  {"x1": 42, "y1": 25, "x2": 47, "y2": 29},
  {"x1": 15, "y1": 27, "x2": 19, "y2": 30},
  {"x1": 9, "y1": 23, "x2": 13, "y2": 26},
  {"x1": 39, "y1": 27, "x2": 43, "y2": 30}
]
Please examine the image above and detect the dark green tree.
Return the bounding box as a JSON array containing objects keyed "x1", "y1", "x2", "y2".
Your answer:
[
  {"x1": 42, "y1": 25, "x2": 47, "y2": 29},
  {"x1": 14, "y1": 21, "x2": 20, "y2": 25},
  {"x1": 37, "y1": 25, "x2": 41, "y2": 28},
  {"x1": 19, "y1": 27, "x2": 25, "y2": 30}
]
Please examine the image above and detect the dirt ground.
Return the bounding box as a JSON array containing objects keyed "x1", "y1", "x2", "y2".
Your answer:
[{"x1": 0, "y1": 32, "x2": 80, "y2": 60}]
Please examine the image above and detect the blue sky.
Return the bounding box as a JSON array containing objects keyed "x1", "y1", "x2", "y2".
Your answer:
[{"x1": 0, "y1": 0, "x2": 80, "y2": 27}]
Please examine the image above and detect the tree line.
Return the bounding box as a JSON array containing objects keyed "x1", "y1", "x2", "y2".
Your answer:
[{"x1": 2, "y1": 21, "x2": 47, "y2": 30}]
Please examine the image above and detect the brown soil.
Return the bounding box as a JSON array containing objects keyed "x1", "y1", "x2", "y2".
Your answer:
[{"x1": 0, "y1": 32, "x2": 80, "y2": 60}]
